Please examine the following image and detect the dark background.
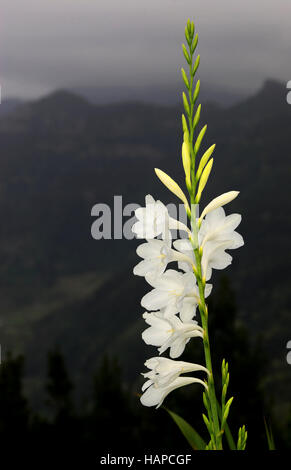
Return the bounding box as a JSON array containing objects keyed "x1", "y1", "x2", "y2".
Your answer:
[
  {"x1": 0, "y1": 79, "x2": 291, "y2": 459},
  {"x1": 0, "y1": 0, "x2": 291, "y2": 460}
]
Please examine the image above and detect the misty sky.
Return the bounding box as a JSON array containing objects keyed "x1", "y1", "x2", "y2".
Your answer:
[{"x1": 1, "y1": 0, "x2": 291, "y2": 100}]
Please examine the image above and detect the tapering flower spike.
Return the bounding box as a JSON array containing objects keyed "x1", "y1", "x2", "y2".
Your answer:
[{"x1": 132, "y1": 18, "x2": 247, "y2": 450}]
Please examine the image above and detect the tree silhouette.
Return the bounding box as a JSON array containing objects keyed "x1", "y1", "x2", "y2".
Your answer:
[
  {"x1": 0, "y1": 278, "x2": 286, "y2": 457},
  {"x1": 88, "y1": 355, "x2": 136, "y2": 453},
  {"x1": 0, "y1": 352, "x2": 29, "y2": 448},
  {"x1": 46, "y1": 347, "x2": 74, "y2": 422}
]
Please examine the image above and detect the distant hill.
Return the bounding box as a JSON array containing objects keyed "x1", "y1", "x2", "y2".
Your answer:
[
  {"x1": 71, "y1": 83, "x2": 246, "y2": 107},
  {"x1": 0, "y1": 80, "x2": 290, "y2": 418},
  {"x1": 0, "y1": 98, "x2": 23, "y2": 117}
]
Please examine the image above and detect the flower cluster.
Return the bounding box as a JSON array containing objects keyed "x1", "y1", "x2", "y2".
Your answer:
[{"x1": 132, "y1": 192, "x2": 243, "y2": 408}]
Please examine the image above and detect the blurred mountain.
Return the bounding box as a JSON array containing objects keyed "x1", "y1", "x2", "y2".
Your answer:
[
  {"x1": 0, "y1": 98, "x2": 23, "y2": 117},
  {"x1": 71, "y1": 83, "x2": 246, "y2": 107},
  {"x1": 0, "y1": 79, "x2": 290, "y2": 418}
]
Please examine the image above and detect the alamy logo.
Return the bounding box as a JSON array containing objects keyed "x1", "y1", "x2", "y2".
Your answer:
[{"x1": 90, "y1": 196, "x2": 191, "y2": 241}]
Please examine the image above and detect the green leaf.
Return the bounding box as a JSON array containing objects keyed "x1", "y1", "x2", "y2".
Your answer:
[
  {"x1": 264, "y1": 418, "x2": 275, "y2": 450},
  {"x1": 164, "y1": 407, "x2": 206, "y2": 450}
]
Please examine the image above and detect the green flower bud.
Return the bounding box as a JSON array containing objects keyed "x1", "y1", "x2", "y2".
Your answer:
[
  {"x1": 183, "y1": 92, "x2": 190, "y2": 116},
  {"x1": 192, "y1": 54, "x2": 200, "y2": 75},
  {"x1": 193, "y1": 80, "x2": 200, "y2": 103},
  {"x1": 182, "y1": 44, "x2": 190, "y2": 64},
  {"x1": 195, "y1": 157, "x2": 213, "y2": 202},
  {"x1": 190, "y1": 21, "x2": 195, "y2": 37},
  {"x1": 191, "y1": 33, "x2": 198, "y2": 53},
  {"x1": 181, "y1": 68, "x2": 189, "y2": 89},
  {"x1": 194, "y1": 124, "x2": 207, "y2": 155},
  {"x1": 193, "y1": 103, "x2": 201, "y2": 129},
  {"x1": 196, "y1": 144, "x2": 215, "y2": 180},
  {"x1": 182, "y1": 114, "x2": 189, "y2": 134}
]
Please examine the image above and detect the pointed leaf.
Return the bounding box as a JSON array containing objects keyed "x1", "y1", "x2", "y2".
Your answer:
[
  {"x1": 165, "y1": 408, "x2": 206, "y2": 450},
  {"x1": 264, "y1": 418, "x2": 275, "y2": 450}
]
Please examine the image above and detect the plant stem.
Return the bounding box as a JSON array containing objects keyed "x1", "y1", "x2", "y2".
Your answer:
[
  {"x1": 190, "y1": 211, "x2": 222, "y2": 449},
  {"x1": 183, "y1": 23, "x2": 222, "y2": 449}
]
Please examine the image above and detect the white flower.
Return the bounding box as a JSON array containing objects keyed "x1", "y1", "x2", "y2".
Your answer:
[
  {"x1": 132, "y1": 194, "x2": 190, "y2": 240},
  {"x1": 133, "y1": 238, "x2": 172, "y2": 279},
  {"x1": 199, "y1": 207, "x2": 244, "y2": 280},
  {"x1": 132, "y1": 195, "x2": 169, "y2": 239},
  {"x1": 201, "y1": 241, "x2": 233, "y2": 281},
  {"x1": 174, "y1": 207, "x2": 244, "y2": 281},
  {"x1": 198, "y1": 207, "x2": 243, "y2": 249},
  {"x1": 180, "y1": 282, "x2": 212, "y2": 322},
  {"x1": 140, "y1": 357, "x2": 208, "y2": 408},
  {"x1": 142, "y1": 357, "x2": 208, "y2": 386},
  {"x1": 173, "y1": 239, "x2": 195, "y2": 273},
  {"x1": 141, "y1": 376, "x2": 202, "y2": 408},
  {"x1": 141, "y1": 269, "x2": 198, "y2": 318},
  {"x1": 142, "y1": 312, "x2": 204, "y2": 358},
  {"x1": 133, "y1": 237, "x2": 194, "y2": 281}
]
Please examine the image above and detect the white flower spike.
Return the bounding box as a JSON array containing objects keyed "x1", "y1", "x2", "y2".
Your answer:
[{"x1": 132, "y1": 19, "x2": 247, "y2": 448}]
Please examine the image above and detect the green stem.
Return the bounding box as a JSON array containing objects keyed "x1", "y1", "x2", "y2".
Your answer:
[
  {"x1": 188, "y1": 51, "x2": 197, "y2": 200},
  {"x1": 190, "y1": 213, "x2": 222, "y2": 449},
  {"x1": 183, "y1": 25, "x2": 222, "y2": 449}
]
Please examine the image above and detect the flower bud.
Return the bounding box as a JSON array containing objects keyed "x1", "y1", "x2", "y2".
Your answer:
[
  {"x1": 195, "y1": 158, "x2": 213, "y2": 203},
  {"x1": 193, "y1": 103, "x2": 201, "y2": 129},
  {"x1": 182, "y1": 44, "x2": 190, "y2": 64},
  {"x1": 192, "y1": 54, "x2": 200, "y2": 75},
  {"x1": 182, "y1": 140, "x2": 191, "y2": 190},
  {"x1": 199, "y1": 191, "x2": 239, "y2": 221},
  {"x1": 194, "y1": 124, "x2": 207, "y2": 155},
  {"x1": 183, "y1": 92, "x2": 190, "y2": 116},
  {"x1": 181, "y1": 68, "x2": 189, "y2": 89},
  {"x1": 154, "y1": 168, "x2": 190, "y2": 214},
  {"x1": 196, "y1": 144, "x2": 216, "y2": 180},
  {"x1": 191, "y1": 33, "x2": 198, "y2": 53},
  {"x1": 193, "y1": 80, "x2": 200, "y2": 103},
  {"x1": 182, "y1": 114, "x2": 188, "y2": 134}
]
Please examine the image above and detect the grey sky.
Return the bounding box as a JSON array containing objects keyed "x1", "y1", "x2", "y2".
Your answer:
[{"x1": 1, "y1": 0, "x2": 291, "y2": 100}]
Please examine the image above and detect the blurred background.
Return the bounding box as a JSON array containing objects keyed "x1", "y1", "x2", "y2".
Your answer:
[{"x1": 0, "y1": 0, "x2": 291, "y2": 460}]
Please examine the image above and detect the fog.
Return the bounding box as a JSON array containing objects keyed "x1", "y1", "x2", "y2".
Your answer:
[{"x1": 1, "y1": 0, "x2": 291, "y2": 99}]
